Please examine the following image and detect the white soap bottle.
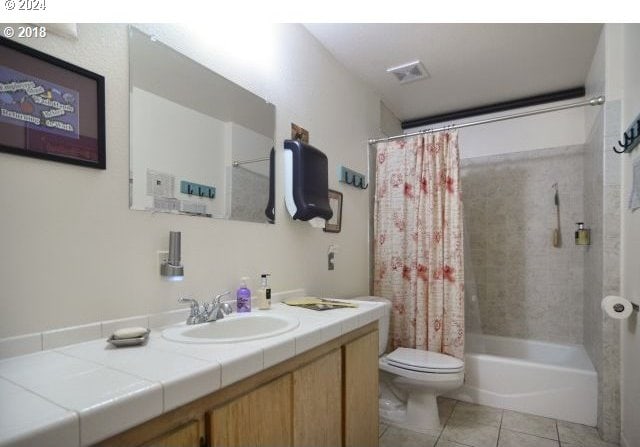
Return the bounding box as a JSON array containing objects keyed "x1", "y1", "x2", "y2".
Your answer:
[{"x1": 257, "y1": 274, "x2": 271, "y2": 310}]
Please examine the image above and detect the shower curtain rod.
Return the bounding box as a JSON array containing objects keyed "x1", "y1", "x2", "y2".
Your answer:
[
  {"x1": 368, "y1": 95, "x2": 605, "y2": 145},
  {"x1": 232, "y1": 156, "x2": 269, "y2": 167}
]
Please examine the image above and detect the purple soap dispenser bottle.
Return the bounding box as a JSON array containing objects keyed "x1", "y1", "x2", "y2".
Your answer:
[{"x1": 236, "y1": 277, "x2": 251, "y2": 313}]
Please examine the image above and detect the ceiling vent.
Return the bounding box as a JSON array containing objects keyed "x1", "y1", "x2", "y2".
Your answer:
[{"x1": 386, "y1": 60, "x2": 429, "y2": 84}]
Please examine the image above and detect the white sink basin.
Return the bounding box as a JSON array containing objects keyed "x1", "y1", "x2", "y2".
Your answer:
[{"x1": 161, "y1": 313, "x2": 300, "y2": 344}]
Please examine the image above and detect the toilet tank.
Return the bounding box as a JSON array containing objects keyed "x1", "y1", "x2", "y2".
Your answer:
[{"x1": 350, "y1": 296, "x2": 391, "y2": 356}]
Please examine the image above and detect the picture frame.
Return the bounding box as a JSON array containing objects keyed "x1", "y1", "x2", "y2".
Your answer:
[
  {"x1": 291, "y1": 122, "x2": 309, "y2": 143},
  {"x1": 324, "y1": 189, "x2": 343, "y2": 233},
  {"x1": 0, "y1": 36, "x2": 106, "y2": 169}
]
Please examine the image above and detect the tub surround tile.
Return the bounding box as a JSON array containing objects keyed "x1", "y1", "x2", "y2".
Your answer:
[
  {"x1": 603, "y1": 149, "x2": 622, "y2": 185},
  {"x1": 0, "y1": 377, "x2": 80, "y2": 447},
  {"x1": 379, "y1": 422, "x2": 389, "y2": 438},
  {"x1": 441, "y1": 418, "x2": 500, "y2": 447},
  {"x1": 498, "y1": 429, "x2": 559, "y2": 447},
  {"x1": 464, "y1": 131, "x2": 622, "y2": 441},
  {"x1": 502, "y1": 410, "x2": 558, "y2": 440},
  {"x1": 379, "y1": 426, "x2": 438, "y2": 447},
  {"x1": 603, "y1": 100, "x2": 621, "y2": 138},
  {"x1": 583, "y1": 100, "x2": 622, "y2": 444},
  {"x1": 462, "y1": 145, "x2": 585, "y2": 345}
]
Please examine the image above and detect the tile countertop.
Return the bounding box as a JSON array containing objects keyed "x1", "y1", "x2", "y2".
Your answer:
[{"x1": 0, "y1": 299, "x2": 385, "y2": 447}]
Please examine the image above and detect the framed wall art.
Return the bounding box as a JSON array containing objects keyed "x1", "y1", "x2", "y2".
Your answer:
[
  {"x1": 324, "y1": 189, "x2": 343, "y2": 233},
  {"x1": 0, "y1": 36, "x2": 106, "y2": 169},
  {"x1": 291, "y1": 122, "x2": 309, "y2": 143}
]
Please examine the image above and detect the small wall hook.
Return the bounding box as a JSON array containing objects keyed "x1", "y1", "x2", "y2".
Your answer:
[
  {"x1": 338, "y1": 165, "x2": 368, "y2": 190},
  {"x1": 613, "y1": 113, "x2": 640, "y2": 154}
]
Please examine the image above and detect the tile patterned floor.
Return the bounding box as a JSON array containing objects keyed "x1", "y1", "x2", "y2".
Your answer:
[{"x1": 379, "y1": 397, "x2": 619, "y2": 447}]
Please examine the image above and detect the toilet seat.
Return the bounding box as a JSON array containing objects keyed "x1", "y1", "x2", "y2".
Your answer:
[{"x1": 386, "y1": 348, "x2": 464, "y2": 374}]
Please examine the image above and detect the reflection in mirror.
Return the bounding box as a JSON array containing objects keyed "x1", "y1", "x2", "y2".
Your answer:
[{"x1": 129, "y1": 26, "x2": 276, "y2": 223}]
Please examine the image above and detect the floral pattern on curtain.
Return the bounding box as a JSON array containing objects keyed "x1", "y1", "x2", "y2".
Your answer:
[{"x1": 373, "y1": 131, "x2": 465, "y2": 359}]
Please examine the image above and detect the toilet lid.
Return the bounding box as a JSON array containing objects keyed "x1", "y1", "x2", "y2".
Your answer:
[{"x1": 386, "y1": 348, "x2": 464, "y2": 373}]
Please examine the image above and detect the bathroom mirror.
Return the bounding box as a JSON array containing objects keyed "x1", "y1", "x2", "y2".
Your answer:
[{"x1": 129, "y1": 26, "x2": 276, "y2": 223}]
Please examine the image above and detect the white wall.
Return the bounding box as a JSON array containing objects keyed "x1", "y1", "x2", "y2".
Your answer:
[
  {"x1": 130, "y1": 87, "x2": 227, "y2": 217},
  {"x1": 620, "y1": 23, "x2": 640, "y2": 447},
  {"x1": 0, "y1": 24, "x2": 379, "y2": 338},
  {"x1": 380, "y1": 100, "x2": 402, "y2": 137},
  {"x1": 230, "y1": 122, "x2": 272, "y2": 177},
  {"x1": 407, "y1": 101, "x2": 587, "y2": 159}
]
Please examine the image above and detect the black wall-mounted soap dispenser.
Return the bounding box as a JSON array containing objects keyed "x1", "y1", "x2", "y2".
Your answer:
[{"x1": 283, "y1": 139, "x2": 333, "y2": 221}]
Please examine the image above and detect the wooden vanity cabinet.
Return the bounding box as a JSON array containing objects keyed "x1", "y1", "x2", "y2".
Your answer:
[
  {"x1": 292, "y1": 348, "x2": 342, "y2": 446},
  {"x1": 141, "y1": 419, "x2": 203, "y2": 447},
  {"x1": 209, "y1": 374, "x2": 292, "y2": 447},
  {"x1": 344, "y1": 330, "x2": 379, "y2": 447},
  {"x1": 96, "y1": 323, "x2": 378, "y2": 447}
]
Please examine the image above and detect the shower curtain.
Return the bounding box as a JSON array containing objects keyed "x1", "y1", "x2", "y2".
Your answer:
[{"x1": 373, "y1": 131, "x2": 465, "y2": 359}]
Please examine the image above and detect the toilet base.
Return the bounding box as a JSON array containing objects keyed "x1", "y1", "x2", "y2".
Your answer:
[
  {"x1": 406, "y1": 390, "x2": 440, "y2": 429},
  {"x1": 379, "y1": 380, "x2": 442, "y2": 433},
  {"x1": 378, "y1": 353, "x2": 464, "y2": 433}
]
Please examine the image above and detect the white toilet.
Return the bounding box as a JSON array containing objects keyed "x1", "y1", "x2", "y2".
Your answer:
[{"x1": 355, "y1": 296, "x2": 464, "y2": 433}]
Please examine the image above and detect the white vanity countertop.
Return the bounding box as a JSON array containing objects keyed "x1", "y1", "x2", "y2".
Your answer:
[{"x1": 0, "y1": 300, "x2": 384, "y2": 447}]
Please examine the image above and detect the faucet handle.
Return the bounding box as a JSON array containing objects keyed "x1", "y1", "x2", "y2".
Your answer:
[
  {"x1": 178, "y1": 297, "x2": 200, "y2": 313},
  {"x1": 214, "y1": 290, "x2": 231, "y2": 304},
  {"x1": 179, "y1": 297, "x2": 203, "y2": 325},
  {"x1": 221, "y1": 302, "x2": 233, "y2": 315}
]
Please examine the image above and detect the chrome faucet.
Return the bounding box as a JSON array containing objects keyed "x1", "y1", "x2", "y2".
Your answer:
[
  {"x1": 178, "y1": 290, "x2": 233, "y2": 325},
  {"x1": 203, "y1": 290, "x2": 232, "y2": 322},
  {"x1": 178, "y1": 297, "x2": 202, "y2": 325}
]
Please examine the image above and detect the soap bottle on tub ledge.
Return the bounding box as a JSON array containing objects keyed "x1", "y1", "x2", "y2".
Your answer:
[
  {"x1": 236, "y1": 277, "x2": 251, "y2": 313},
  {"x1": 257, "y1": 274, "x2": 271, "y2": 310}
]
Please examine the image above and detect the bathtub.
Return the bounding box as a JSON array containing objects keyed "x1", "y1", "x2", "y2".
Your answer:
[{"x1": 446, "y1": 333, "x2": 597, "y2": 426}]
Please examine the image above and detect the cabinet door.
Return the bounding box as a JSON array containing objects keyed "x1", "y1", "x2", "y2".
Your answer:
[
  {"x1": 141, "y1": 420, "x2": 202, "y2": 447},
  {"x1": 343, "y1": 330, "x2": 379, "y2": 447},
  {"x1": 209, "y1": 374, "x2": 292, "y2": 447},
  {"x1": 293, "y1": 348, "x2": 342, "y2": 447}
]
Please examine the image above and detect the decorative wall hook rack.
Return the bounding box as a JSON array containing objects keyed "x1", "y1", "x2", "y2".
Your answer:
[
  {"x1": 180, "y1": 180, "x2": 216, "y2": 199},
  {"x1": 613, "y1": 112, "x2": 640, "y2": 154},
  {"x1": 338, "y1": 165, "x2": 368, "y2": 189}
]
